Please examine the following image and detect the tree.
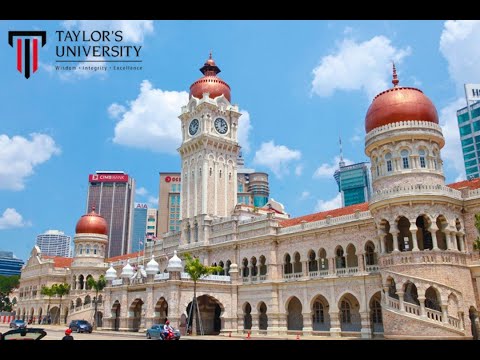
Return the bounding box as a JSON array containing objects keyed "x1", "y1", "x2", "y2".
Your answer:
[
  {"x1": 87, "y1": 275, "x2": 106, "y2": 329},
  {"x1": 0, "y1": 275, "x2": 19, "y2": 312},
  {"x1": 41, "y1": 285, "x2": 57, "y2": 323},
  {"x1": 183, "y1": 253, "x2": 221, "y2": 335},
  {"x1": 55, "y1": 283, "x2": 70, "y2": 325},
  {"x1": 474, "y1": 214, "x2": 480, "y2": 252}
]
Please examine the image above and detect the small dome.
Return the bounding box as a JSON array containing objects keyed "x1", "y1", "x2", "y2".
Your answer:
[
  {"x1": 75, "y1": 207, "x2": 108, "y2": 235},
  {"x1": 120, "y1": 259, "x2": 134, "y2": 278},
  {"x1": 365, "y1": 64, "x2": 438, "y2": 133},
  {"x1": 189, "y1": 53, "x2": 231, "y2": 102},
  {"x1": 167, "y1": 250, "x2": 183, "y2": 272},
  {"x1": 105, "y1": 264, "x2": 117, "y2": 280},
  {"x1": 146, "y1": 255, "x2": 159, "y2": 275}
]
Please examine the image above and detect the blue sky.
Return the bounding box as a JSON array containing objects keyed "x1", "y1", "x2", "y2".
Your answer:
[{"x1": 0, "y1": 20, "x2": 478, "y2": 261}]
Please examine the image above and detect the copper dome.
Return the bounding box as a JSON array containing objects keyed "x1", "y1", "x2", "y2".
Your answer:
[
  {"x1": 75, "y1": 207, "x2": 108, "y2": 235},
  {"x1": 189, "y1": 53, "x2": 231, "y2": 102},
  {"x1": 365, "y1": 64, "x2": 438, "y2": 133}
]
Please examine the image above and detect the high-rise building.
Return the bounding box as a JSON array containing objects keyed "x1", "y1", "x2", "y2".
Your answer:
[
  {"x1": 0, "y1": 251, "x2": 24, "y2": 276},
  {"x1": 146, "y1": 208, "x2": 158, "y2": 238},
  {"x1": 86, "y1": 171, "x2": 135, "y2": 257},
  {"x1": 157, "y1": 173, "x2": 182, "y2": 236},
  {"x1": 334, "y1": 161, "x2": 371, "y2": 207},
  {"x1": 237, "y1": 154, "x2": 269, "y2": 207},
  {"x1": 457, "y1": 84, "x2": 480, "y2": 179},
  {"x1": 131, "y1": 203, "x2": 148, "y2": 253},
  {"x1": 36, "y1": 230, "x2": 71, "y2": 257}
]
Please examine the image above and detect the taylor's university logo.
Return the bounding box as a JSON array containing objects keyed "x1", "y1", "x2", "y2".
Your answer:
[{"x1": 8, "y1": 31, "x2": 47, "y2": 79}]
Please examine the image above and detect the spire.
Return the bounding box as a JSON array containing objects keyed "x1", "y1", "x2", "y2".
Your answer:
[
  {"x1": 339, "y1": 137, "x2": 345, "y2": 167},
  {"x1": 392, "y1": 62, "x2": 399, "y2": 87},
  {"x1": 91, "y1": 205, "x2": 96, "y2": 212},
  {"x1": 200, "y1": 51, "x2": 220, "y2": 76},
  {"x1": 209, "y1": 50, "x2": 212, "y2": 60}
]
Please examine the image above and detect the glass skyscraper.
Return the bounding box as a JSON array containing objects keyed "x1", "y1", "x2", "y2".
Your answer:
[
  {"x1": 457, "y1": 101, "x2": 480, "y2": 179},
  {"x1": 334, "y1": 162, "x2": 371, "y2": 207},
  {"x1": 0, "y1": 251, "x2": 24, "y2": 276},
  {"x1": 131, "y1": 204, "x2": 148, "y2": 253}
]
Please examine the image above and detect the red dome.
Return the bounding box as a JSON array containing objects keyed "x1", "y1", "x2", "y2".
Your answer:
[
  {"x1": 75, "y1": 207, "x2": 108, "y2": 235},
  {"x1": 365, "y1": 65, "x2": 438, "y2": 133},
  {"x1": 189, "y1": 53, "x2": 231, "y2": 102}
]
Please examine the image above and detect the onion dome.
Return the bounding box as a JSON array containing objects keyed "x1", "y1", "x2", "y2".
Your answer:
[
  {"x1": 167, "y1": 250, "x2": 183, "y2": 272},
  {"x1": 146, "y1": 255, "x2": 160, "y2": 275},
  {"x1": 365, "y1": 63, "x2": 438, "y2": 133},
  {"x1": 120, "y1": 259, "x2": 134, "y2": 278},
  {"x1": 75, "y1": 206, "x2": 108, "y2": 235},
  {"x1": 105, "y1": 264, "x2": 117, "y2": 281},
  {"x1": 189, "y1": 52, "x2": 231, "y2": 102}
]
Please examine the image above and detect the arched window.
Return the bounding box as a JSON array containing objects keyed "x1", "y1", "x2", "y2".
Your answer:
[
  {"x1": 78, "y1": 245, "x2": 83, "y2": 255},
  {"x1": 218, "y1": 261, "x2": 225, "y2": 276},
  {"x1": 86, "y1": 245, "x2": 91, "y2": 254},
  {"x1": 401, "y1": 149, "x2": 410, "y2": 169},
  {"x1": 186, "y1": 224, "x2": 191, "y2": 243},
  {"x1": 193, "y1": 222, "x2": 199, "y2": 242},
  {"x1": 199, "y1": 167, "x2": 202, "y2": 176},
  {"x1": 209, "y1": 168, "x2": 212, "y2": 176},
  {"x1": 242, "y1": 258, "x2": 249, "y2": 278},
  {"x1": 365, "y1": 243, "x2": 376, "y2": 266},
  {"x1": 93, "y1": 245, "x2": 98, "y2": 255},
  {"x1": 341, "y1": 300, "x2": 351, "y2": 323},
  {"x1": 336, "y1": 247, "x2": 346, "y2": 269},
  {"x1": 385, "y1": 153, "x2": 393, "y2": 173},
  {"x1": 433, "y1": 151, "x2": 438, "y2": 170},
  {"x1": 419, "y1": 149, "x2": 426, "y2": 168},
  {"x1": 308, "y1": 250, "x2": 318, "y2": 272},
  {"x1": 313, "y1": 301, "x2": 325, "y2": 323},
  {"x1": 284, "y1": 254, "x2": 292, "y2": 275},
  {"x1": 225, "y1": 260, "x2": 231, "y2": 276},
  {"x1": 219, "y1": 170, "x2": 222, "y2": 178}
]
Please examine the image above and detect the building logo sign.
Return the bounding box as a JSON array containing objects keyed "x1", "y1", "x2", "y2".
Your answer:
[
  {"x1": 8, "y1": 31, "x2": 47, "y2": 79},
  {"x1": 465, "y1": 84, "x2": 480, "y2": 102},
  {"x1": 165, "y1": 176, "x2": 181, "y2": 183},
  {"x1": 89, "y1": 174, "x2": 129, "y2": 182},
  {"x1": 135, "y1": 203, "x2": 148, "y2": 209}
]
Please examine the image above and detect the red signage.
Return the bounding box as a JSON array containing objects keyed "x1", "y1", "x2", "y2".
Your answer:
[
  {"x1": 165, "y1": 176, "x2": 180, "y2": 183},
  {"x1": 89, "y1": 174, "x2": 129, "y2": 182}
]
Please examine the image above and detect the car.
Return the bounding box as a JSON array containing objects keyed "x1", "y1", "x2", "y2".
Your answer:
[
  {"x1": 69, "y1": 319, "x2": 93, "y2": 333},
  {"x1": 146, "y1": 324, "x2": 181, "y2": 340},
  {"x1": 9, "y1": 319, "x2": 27, "y2": 329},
  {"x1": 1, "y1": 328, "x2": 46, "y2": 340}
]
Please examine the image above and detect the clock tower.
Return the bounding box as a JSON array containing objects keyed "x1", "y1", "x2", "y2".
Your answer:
[{"x1": 178, "y1": 54, "x2": 242, "y2": 245}]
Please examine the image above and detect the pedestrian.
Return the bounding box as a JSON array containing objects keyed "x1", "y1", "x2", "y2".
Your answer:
[{"x1": 62, "y1": 328, "x2": 74, "y2": 340}]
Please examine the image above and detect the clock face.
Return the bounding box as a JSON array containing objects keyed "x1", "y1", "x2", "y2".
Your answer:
[
  {"x1": 214, "y1": 118, "x2": 228, "y2": 134},
  {"x1": 189, "y1": 119, "x2": 199, "y2": 136}
]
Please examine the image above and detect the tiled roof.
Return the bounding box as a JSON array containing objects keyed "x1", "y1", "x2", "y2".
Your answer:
[
  {"x1": 42, "y1": 256, "x2": 73, "y2": 268},
  {"x1": 447, "y1": 178, "x2": 480, "y2": 190},
  {"x1": 279, "y1": 202, "x2": 369, "y2": 228},
  {"x1": 106, "y1": 250, "x2": 144, "y2": 263}
]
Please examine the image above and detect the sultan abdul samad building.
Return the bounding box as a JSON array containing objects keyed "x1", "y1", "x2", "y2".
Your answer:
[{"x1": 14, "y1": 56, "x2": 480, "y2": 339}]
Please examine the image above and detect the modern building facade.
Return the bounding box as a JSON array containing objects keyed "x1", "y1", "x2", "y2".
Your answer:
[
  {"x1": 334, "y1": 161, "x2": 371, "y2": 207},
  {"x1": 131, "y1": 203, "x2": 148, "y2": 253},
  {"x1": 146, "y1": 208, "x2": 158, "y2": 239},
  {"x1": 14, "y1": 58, "x2": 480, "y2": 340},
  {"x1": 0, "y1": 251, "x2": 24, "y2": 276},
  {"x1": 86, "y1": 171, "x2": 135, "y2": 257},
  {"x1": 36, "y1": 230, "x2": 71, "y2": 258},
  {"x1": 157, "y1": 172, "x2": 182, "y2": 236},
  {"x1": 457, "y1": 99, "x2": 480, "y2": 180}
]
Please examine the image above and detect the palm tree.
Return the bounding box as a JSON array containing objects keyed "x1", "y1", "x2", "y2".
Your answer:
[
  {"x1": 55, "y1": 283, "x2": 70, "y2": 325},
  {"x1": 87, "y1": 275, "x2": 106, "y2": 329},
  {"x1": 183, "y1": 253, "x2": 221, "y2": 335},
  {"x1": 40, "y1": 285, "x2": 56, "y2": 324},
  {"x1": 474, "y1": 213, "x2": 480, "y2": 252}
]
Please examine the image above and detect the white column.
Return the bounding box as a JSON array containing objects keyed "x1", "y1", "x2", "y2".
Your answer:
[
  {"x1": 186, "y1": 163, "x2": 190, "y2": 219},
  {"x1": 441, "y1": 305, "x2": 449, "y2": 324},
  {"x1": 445, "y1": 230, "x2": 454, "y2": 250},
  {"x1": 202, "y1": 160, "x2": 208, "y2": 214},
  {"x1": 430, "y1": 227, "x2": 439, "y2": 251},
  {"x1": 397, "y1": 291, "x2": 405, "y2": 312},
  {"x1": 214, "y1": 161, "x2": 218, "y2": 215},
  {"x1": 410, "y1": 224, "x2": 419, "y2": 251},
  {"x1": 194, "y1": 163, "x2": 198, "y2": 216},
  {"x1": 233, "y1": 165, "x2": 238, "y2": 207},
  {"x1": 458, "y1": 233, "x2": 466, "y2": 252},
  {"x1": 224, "y1": 162, "x2": 228, "y2": 217},
  {"x1": 391, "y1": 231, "x2": 400, "y2": 252}
]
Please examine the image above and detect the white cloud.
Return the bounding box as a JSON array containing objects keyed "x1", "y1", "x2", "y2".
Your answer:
[
  {"x1": 300, "y1": 191, "x2": 310, "y2": 200},
  {"x1": 0, "y1": 208, "x2": 31, "y2": 230},
  {"x1": 311, "y1": 36, "x2": 411, "y2": 99},
  {"x1": 440, "y1": 20, "x2": 480, "y2": 89},
  {"x1": 253, "y1": 140, "x2": 302, "y2": 178},
  {"x1": 238, "y1": 110, "x2": 252, "y2": 154},
  {"x1": 0, "y1": 133, "x2": 61, "y2": 191},
  {"x1": 295, "y1": 164, "x2": 303, "y2": 176},
  {"x1": 148, "y1": 196, "x2": 159, "y2": 208},
  {"x1": 111, "y1": 80, "x2": 188, "y2": 153},
  {"x1": 62, "y1": 20, "x2": 154, "y2": 43},
  {"x1": 313, "y1": 156, "x2": 353, "y2": 179},
  {"x1": 136, "y1": 187, "x2": 148, "y2": 196},
  {"x1": 314, "y1": 193, "x2": 342, "y2": 212},
  {"x1": 108, "y1": 103, "x2": 126, "y2": 119},
  {"x1": 439, "y1": 98, "x2": 467, "y2": 178}
]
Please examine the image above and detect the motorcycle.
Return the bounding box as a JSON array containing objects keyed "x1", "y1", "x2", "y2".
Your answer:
[{"x1": 160, "y1": 328, "x2": 176, "y2": 340}]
